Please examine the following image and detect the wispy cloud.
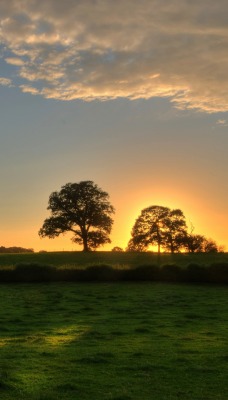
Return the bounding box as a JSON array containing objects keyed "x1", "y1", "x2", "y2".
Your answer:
[
  {"x1": 0, "y1": 77, "x2": 12, "y2": 86},
  {"x1": 216, "y1": 119, "x2": 228, "y2": 126},
  {"x1": 5, "y1": 57, "x2": 25, "y2": 66},
  {"x1": 20, "y1": 85, "x2": 39, "y2": 95},
  {"x1": 0, "y1": 0, "x2": 228, "y2": 111}
]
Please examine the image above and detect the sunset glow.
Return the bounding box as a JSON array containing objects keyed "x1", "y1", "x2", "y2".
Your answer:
[{"x1": 0, "y1": 0, "x2": 227, "y2": 252}]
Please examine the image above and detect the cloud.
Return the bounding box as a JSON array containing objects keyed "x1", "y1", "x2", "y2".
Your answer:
[
  {"x1": 0, "y1": 0, "x2": 228, "y2": 111},
  {"x1": 0, "y1": 77, "x2": 12, "y2": 86},
  {"x1": 216, "y1": 119, "x2": 228, "y2": 126},
  {"x1": 20, "y1": 85, "x2": 39, "y2": 95},
  {"x1": 5, "y1": 57, "x2": 25, "y2": 66},
  {"x1": 217, "y1": 119, "x2": 227, "y2": 125}
]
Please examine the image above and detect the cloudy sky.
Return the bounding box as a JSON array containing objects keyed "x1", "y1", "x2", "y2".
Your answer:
[{"x1": 0, "y1": 0, "x2": 227, "y2": 251}]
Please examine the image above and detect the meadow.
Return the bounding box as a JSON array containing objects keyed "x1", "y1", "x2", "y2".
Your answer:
[
  {"x1": 0, "y1": 282, "x2": 227, "y2": 400},
  {"x1": 0, "y1": 250, "x2": 228, "y2": 269}
]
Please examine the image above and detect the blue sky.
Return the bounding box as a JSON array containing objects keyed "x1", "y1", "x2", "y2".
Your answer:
[{"x1": 0, "y1": 0, "x2": 227, "y2": 251}]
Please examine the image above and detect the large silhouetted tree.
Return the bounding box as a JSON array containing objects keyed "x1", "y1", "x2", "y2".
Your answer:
[
  {"x1": 162, "y1": 208, "x2": 188, "y2": 253},
  {"x1": 39, "y1": 181, "x2": 115, "y2": 251},
  {"x1": 129, "y1": 205, "x2": 187, "y2": 254}
]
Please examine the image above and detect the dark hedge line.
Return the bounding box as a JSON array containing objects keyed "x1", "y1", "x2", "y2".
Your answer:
[{"x1": 0, "y1": 262, "x2": 227, "y2": 284}]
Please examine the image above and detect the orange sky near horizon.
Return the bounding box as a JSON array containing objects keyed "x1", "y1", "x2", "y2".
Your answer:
[
  {"x1": 0, "y1": 0, "x2": 227, "y2": 252},
  {"x1": 0, "y1": 180, "x2": 226, "y2": 253}
]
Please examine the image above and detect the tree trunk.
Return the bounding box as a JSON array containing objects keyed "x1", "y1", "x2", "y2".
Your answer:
[
  {"x1": 170, "y1": 238, "x2": 174, "y2": 254},
  {"x1": 82, "y1": 230, "x2": 89, "y2": 252},
  {"x1": 157, "y1": 225, "x2": 161, "y2": 254}
]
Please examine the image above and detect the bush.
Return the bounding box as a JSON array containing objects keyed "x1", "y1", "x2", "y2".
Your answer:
[
  {"x1": 207, "y1": 263, "x2": 228, "y2": 284},
  {"x1": 0, "y1": 261, "x2": 227, "y2": 284},
  {"x1": 0, "y1": 269, "x2": 14, "y2": 283},
  {"x1": 82, "y1": 265, "x2": 119, "y2": 281},
  {"x1": 185, "y1": 263, "x2": 207, "y2": 283},
  {"x1": 13, "y1": 263, "x2": 56, "y2": 282},
  {"x1": 160, "y1": 264, "x2": 183, "y2": 282},
  {"x1": 123, "y1": 265, "x2": 160, "y2": 281}
]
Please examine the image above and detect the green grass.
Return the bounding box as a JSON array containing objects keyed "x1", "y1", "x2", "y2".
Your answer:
[
  {"x1": 0, "y1": 283, "x2": 227, "y2": 399},
  {"x1": 0, "y1": 250, "x2": 228, "y2": 269}
]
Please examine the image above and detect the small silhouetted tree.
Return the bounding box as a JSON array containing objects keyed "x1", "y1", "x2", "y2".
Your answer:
[
  {"x1": 129, "y1": 205, "x2": 187, "y2": 254},
  {"x1": 203, "y1": 238, "x2": 218, "y2": 253},
  {"x1": 39, "y1": 181, "x2": 115, "y2": 252},
  {"x1": 183, "y1": 234, "x2": 205, "y2": 253},
  {"x1": 111, "y1": 246, "x2": 124, "y2": 252},
  {"x1": 184, "y1": 234, "x2": 219, "y2": 253}
]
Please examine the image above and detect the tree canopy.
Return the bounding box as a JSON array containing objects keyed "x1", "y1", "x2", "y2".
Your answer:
[
  {"x1": 39, "y1": 181, "x2": 115, "y2": 251},
  {"x1": 183, "y1": 234, "x2": 219, "y2": 253},
  {"x1": 111, "y1": 246, "x2": 124, "y2": 252},
  {"x1": 128, "y1": 205, "x2": 187, "y2": 253}
]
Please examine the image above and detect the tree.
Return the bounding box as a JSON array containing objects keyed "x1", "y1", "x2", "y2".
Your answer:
[
  {"x1": 39, "y1": 181, "x2": 115, "y2": 252},
  {"x1": 111, "y1": 246, "x2": 124, "y2": 252},
  {"x1": 129, "y1": 205, "x2": 187, "y2": 254},
  {"x1": 183, "y1": 234, "x2": 205, "y2": 253},
  {"x1": 162, "y1": 208, "x2": 188, "y2": 253},
  {"x1": 184, "y1": 234, "x2": 219, "y2": 253},
  {"x1": 126, "y1": 238, "x2": 147, "y2": 252},
  {"x1": 203, "y1": 238, "x2": 218, "y2": 253}
]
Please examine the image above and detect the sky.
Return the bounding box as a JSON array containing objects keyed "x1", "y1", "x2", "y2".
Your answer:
[{"x1": 0, "y1": 0, "x2": 227, "y2": 252}]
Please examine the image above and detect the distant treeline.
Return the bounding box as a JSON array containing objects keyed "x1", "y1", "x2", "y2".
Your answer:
[{"x1": 0, "y1": 246, "x2": 34, "y2": 254}]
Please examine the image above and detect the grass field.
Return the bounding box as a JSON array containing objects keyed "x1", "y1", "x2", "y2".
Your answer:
[
  {"x1": 0, "y1": 251, "x2": 228, "y2": 269},
  {"x1": 0, "y1": 283, "x2": 227, "y2": 399}
]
